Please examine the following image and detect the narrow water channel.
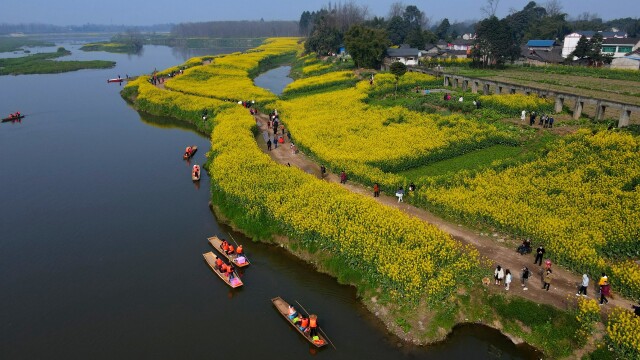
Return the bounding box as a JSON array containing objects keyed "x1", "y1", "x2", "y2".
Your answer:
[{"x1": 0, "y1": 45, "x2": 540, "y2": 359}]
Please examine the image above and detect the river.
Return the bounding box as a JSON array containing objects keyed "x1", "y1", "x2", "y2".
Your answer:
[{"x1": 0, "y1": 41, "x2": 540, "y2": 359}]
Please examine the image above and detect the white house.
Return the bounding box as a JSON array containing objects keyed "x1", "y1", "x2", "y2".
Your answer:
[
  {"x1": 386, "y1": 45, "x2": 422, "y2": 66},
  {"x1": 602, "y1": 38, "x2": 640, "y2": 58},
  {"x1": 562, "y1": 31, "x2": 627, "y2": 58}
]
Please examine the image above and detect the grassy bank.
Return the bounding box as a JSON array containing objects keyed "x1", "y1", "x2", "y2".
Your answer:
[
  {"x1": 80, "y1": 42, "x2": 140, "y2": 53},
  {"x1": 0, "y1": 47, "x2": 115, "y2": 75},
  {"x1": 0, "y1": 37, "x2": 54, "y2": 52}
]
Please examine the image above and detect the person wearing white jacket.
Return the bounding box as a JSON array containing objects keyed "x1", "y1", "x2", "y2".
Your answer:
[{"x1": 577, "y1": 274, "x2": 589, "y2": 297}]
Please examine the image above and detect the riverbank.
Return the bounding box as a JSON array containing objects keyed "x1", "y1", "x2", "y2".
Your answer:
[
  {"x1": 0, "y1": 47, "x2": 115, "y2": 75},
  {"x1": 120, "y1": 39, "x2": 639, "y2": 359}
]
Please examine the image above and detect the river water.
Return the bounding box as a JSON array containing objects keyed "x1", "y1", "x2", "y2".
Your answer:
[{"x1": 0, "y1": 42, "x2": 540, "y2": 359}]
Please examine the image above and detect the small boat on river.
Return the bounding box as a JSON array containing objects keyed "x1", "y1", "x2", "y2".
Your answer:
[
  {"x1": 192, "y1": 164, "x2": 201, "y2": 181},
  {"x1": 107, "y1": 78, "x2": 124, "y2": 83},
  {"x1": 2, "y1": 114, "x2": 25, "y2": 122},
  {"x1": 208, "y1": 236, "x2": 250, "y2": 268},
  {"x1": 183, "y1": 145, "x2": 197, "y2": 160},
  {"x1": 271, "y1": 297, "x2": 327, "y2": 348},
  {"x1": 203, "y1": 251, "x2": 243, "y2": 288}
]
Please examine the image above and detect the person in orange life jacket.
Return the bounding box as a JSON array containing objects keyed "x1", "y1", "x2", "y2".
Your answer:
[
  {"x1": 215, "y1": 256, "x2": 224, "y2": 272},
  {"x1": 226, "y1": 244, "x2": 235, "y2": 255},
  {"x1": 222, "y1": 242, "x2": 230, "y2": 253},
  {"x1": 226, "y1": 264, "x2": 235, "y2": 279},
  {"x1": 220, "y1": 263, "x2": 228, "y2": 274},
  {"x1": 299, "y1": 316, "x2": 309, "y2": 332},
  {"x1": 236, "y1": 245, "x2": 243, "y2": 255},
  {"x1": 219, "y1": 239, "x2": 228, "y2": 251},
  {"x1": 309, "y1": 314, "x2": 319, "y2": 337}
]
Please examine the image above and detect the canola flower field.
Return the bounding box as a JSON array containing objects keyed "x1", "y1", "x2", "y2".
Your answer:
[
  {"x1": 278, "y1": 59, "x2": 640, "y2": 303},
  {"x1": 122, "y1": 37, "x2": 479, "y2": 305},
  {"x1": 419, "y1": 130, "x2": 640, "y2": 301},
  {"x1": 277, "y1": 71, "x2": 517, "y2": 190},
  {"x1": 122, "y1": 38, "x2": 640, "y2": 357}
]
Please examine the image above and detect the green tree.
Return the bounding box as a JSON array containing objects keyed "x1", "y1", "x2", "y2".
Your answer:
[
  {"x1": 435, "y1": 18, "x2": 451, "y2": 40},
  {"x1": 299, "y1": 11, "x2": 312, "y2": 35},
  {"x1": 571, "y1": 35, "x2": 590, "y2": 59},
  {"x1": 423, "y1": 30, "x2": 438, "y2": 45},
  {"x1": 344, "y1": 25, "x2": 389, "y2": 69},
  {"x1": 387, "y1": 15, "x2": 407, "y2": 45},
  {"x1": 305, "y1": 14, "x2": 343, "y2": 55},
  {"x1": 405, "y1": 27, "x2": 424, "y2": 48},
  {"x1": 473, "y1": 16, "x2": 519, "y2": 67},
  {"x1": 389, "y1": 61, "x2": 407, "y2": 95},
  {"x1": 588, "y1": 32, "x2": 610, "y2": 65}
]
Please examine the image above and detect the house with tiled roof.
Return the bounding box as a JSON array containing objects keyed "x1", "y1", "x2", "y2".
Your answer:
[
  {"x1": 521, "y1": 40, "x2": 564, "y2": 65},
  {"x1": 384, "y1": 44, "x2": 422, "y2": 67}
]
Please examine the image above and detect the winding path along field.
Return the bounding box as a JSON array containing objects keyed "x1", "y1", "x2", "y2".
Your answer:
[{"x1": 252, "y1": 111, "x2": 637, "y2": 313}]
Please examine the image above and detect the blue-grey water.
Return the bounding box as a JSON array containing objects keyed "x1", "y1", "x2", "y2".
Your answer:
[{"x1": 0, "y1": 43, "x2": 540, "y2": 359}]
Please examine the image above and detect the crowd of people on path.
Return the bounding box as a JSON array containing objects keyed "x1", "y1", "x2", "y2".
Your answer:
[
  {"x1": 496, "y1": 240, "x2": 623, "y2": 307},
  {"x1": 522, "y1": 110, "x2": 554, "y2": 128}
]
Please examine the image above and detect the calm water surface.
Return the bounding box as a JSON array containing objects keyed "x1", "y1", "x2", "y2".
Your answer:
[{"x1": 0, "y1": 45, "x2": 540, "y2": 359}]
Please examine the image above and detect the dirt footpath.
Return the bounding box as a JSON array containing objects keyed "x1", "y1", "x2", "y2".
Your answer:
[{"x1": 253, "y1": 111, "x2": 637, "y2": 313}]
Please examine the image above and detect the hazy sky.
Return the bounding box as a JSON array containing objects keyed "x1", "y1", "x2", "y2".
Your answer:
[{"x1": 1, "y1": 0, "x2": 637, "y2": 26}]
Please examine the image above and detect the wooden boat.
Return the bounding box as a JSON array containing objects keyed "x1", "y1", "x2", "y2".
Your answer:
[
  {"x1": 271, "y1": 297, "x2": 327, "y2": 348},
  {"x1": 183, "y1": 145, "x2": 197, "y2": 160},
  {"x1": 2, "y1": 115, "x2": 24, "y2": 122},
  {"x1": 192, "y1": 164, "x2": 201, "y2": 181},
  {"x1": 203, "y1": 251, "x2": 243, "y2": 288},
  {"x1": 208, "y1": 236, "x2": 250, "y2": 268},
  {"x1": 107, "y1": 78, "x2": 124, "y2": 83}
]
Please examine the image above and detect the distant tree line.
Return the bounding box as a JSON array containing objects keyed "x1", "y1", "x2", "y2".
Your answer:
[
  {"x1": 171, "y1": 21, "x2": 299, "y2": 38},
  {"x1": 0, "y1": 23, "x2": 172, "y2": 35}
]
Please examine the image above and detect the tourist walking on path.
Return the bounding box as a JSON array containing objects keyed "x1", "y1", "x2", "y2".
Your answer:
[
  {"x1": 267, "y1": 138, "x2": 272, "y2": 151},
  {"x1": 494, "y1": 265, "x2": 504, "y2": 286},
  {"x1": 521, "y1": 110, "x2": 526, "y2": 121},
  {"x1": 529, "y1": 111, "x2": 536, "y2": 126},
  {"x1": 505, "y1": 269, "x2": 512, "y2": 290},
  {"x1": 543, "y1": 269, "x2": 553, "y2": 291},
  {"x1": 598, "y1": 273, "x2": 608, "y2": 292},
  {"x1": 544, "y1": 259, "x2": 552, "y2": 271},
  {"x1": 396, "y1": 187, "x2": 404, "y2": 202},
  {"x1": 320, "y1": 165, "x2": 326, "y2": 178},
  {"x1": 373, "y1": 183, "x2": 380, "y2": 197},
  {"x1": 600, "y1": 281, "x2": 611, "y2": 305},
  {"x1": 577, "y1": 274, "x2": 589, "y2": 297},
  {"x1": 521, "y1": 266, "x2": 530, "y2": 290},
  {"x1": 534, "y1": 245, "x2": 545, "y2": 266},
  {"x1": 340, "y1": 171, "x2": 347, "y2": 184}
]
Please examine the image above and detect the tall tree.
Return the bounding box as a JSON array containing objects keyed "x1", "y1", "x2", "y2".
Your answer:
[
  {"x1": 299, "y1": 11, "x2": 312, "y2": 36},
  {"x1": 473, "y1": 16, "x2": 519, "y2": 67},
  {"x1": 305, "y1": 14, "x2": 343, "y2": 55},
  {"x1": 435, "y1": 18, "x2": 451, "y2": 40},
  {"x1": 344, "y1": 24, "x2": 389, "y2": 68},
  {"x1": 571, "y1": 35, "x2": 590, "y2": 59},
  {"x1": 387, "y1": 15, "x2": 408, "y2": 45}
]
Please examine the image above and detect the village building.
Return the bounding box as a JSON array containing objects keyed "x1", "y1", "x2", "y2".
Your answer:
[
  {"x1": 601, "y1": 37, "x2": 640, "y2": 58},
  {"x1": 610, "y1": 49, "x2": 640, "y2": 70},
  {"x1": 384, "y1": 45, "x2": 422, "y2": 67},
  {"x1": 520, "y1": 40, "x2": 564, "y2": 65},
  {"x1": 562, "y1": 30, "x2": 627, "y2": 58}
]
